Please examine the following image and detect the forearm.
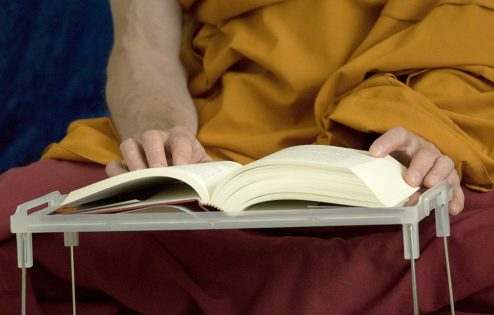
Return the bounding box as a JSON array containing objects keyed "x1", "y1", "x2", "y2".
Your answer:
[
  {"x1": 106, "y1": 0, "x2": 198, "y2": 140},
  {"x1": 106, "y1": 51, "x2": 198, "y2": 140}
]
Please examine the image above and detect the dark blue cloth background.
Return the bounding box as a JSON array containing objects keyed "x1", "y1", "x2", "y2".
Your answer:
[{"x1": 1, "y1": 1, "x2": 113, "y2": 173}]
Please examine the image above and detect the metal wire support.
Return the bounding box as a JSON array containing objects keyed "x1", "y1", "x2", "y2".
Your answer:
[
  {"x1": 21, "y1": 263, "x2": 26, "y2": 315},
  {"x1": 443, "y1": 237, "x2": 455, "y2": 315},
  {"x1": 70, "y1": 246, "x2": 77, "y2": 315},
  {"x1": 19, "y1": 233, "x2": 30, "y2": 315},
  {"x1": 408, "y1": 224, "x2": 419, "y2": 315},
  {"x1": 64, "y1": 232, "x2": 79, "y2": 315}
]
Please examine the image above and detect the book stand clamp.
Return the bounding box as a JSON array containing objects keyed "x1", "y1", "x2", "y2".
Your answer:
[{"x1": 11, "y1": 182, "x2": 455, "y2": 315}]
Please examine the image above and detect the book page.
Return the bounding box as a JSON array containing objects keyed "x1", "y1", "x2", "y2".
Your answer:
[
  {"x1": 351, "y1": 157, "x2": 418, "y2": 206},
  {"x1": 211, "y1": 145, "x2": 418, "y2": 211},
  {"x1": 54, "y1": 182, "x2": 201, "y2": 214},
  {"x1": 265, "y1": 146, "x2": 417, "y2": 206},
  {"x1": 253, "y1": 145, "x2": 374, "y2": 169},
  {"x1": 61, "y1": 161, "x2": 241, "y2": 207},
  {"x1": 211, "y1": 145, "x2": 371, "y2": 206}
]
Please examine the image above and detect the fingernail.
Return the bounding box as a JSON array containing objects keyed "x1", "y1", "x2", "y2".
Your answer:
[
  {"x1": 173, "y1": 158, "x2": 187, "y2": 166},
  {"x1": 407, "y1": 171, "x2": 419, "y2": 187},
  {"x1": 370, "y1": 146, "x2": 383, "y2": 157},
  {"x1": 449, "y1": 203, "x2": 459, "y2": 215}
]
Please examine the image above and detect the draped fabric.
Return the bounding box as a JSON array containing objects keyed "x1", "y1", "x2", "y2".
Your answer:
[
  {"x1": 179, "y1": 0, "x2": 494, "y2": 189},
  {"x1": 43, "y1": 118, "x2": 121, "y2": 165},
  {"x1": 43, "y1": 0, "x2": 494, "y2": 190}
]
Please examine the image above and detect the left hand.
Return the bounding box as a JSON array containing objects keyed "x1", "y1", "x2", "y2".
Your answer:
[
  {"x1": 105, "y1": 127, "x2": 213, "y2": 177},
  {"x1": 369, "y1": 127, "x2": 464, "y2": 215}
]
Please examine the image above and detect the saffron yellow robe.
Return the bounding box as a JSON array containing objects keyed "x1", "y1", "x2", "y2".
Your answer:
[{"x1": 43, "y1": 0, "x2": 494, "y2": 190}]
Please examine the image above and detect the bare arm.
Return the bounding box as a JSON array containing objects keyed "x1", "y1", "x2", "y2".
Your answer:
[{"x1": 106, "y1": 0, "x2": 210, "y2": 175}]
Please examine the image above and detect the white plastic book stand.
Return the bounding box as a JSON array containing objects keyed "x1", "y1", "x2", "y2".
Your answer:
[{"x1": 11, "y1": 182, "x2": 455, "y2": 315}]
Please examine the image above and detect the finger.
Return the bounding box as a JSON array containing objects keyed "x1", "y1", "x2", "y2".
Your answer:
[
  {"x1": 191, "y1": 144, "x2": 214, "y2": 163},
  {"x1": 140, "y1": 130, "x2": 168, "y2": 168},
  {"x1": 403, "y1": 189, "x2": 423, "y2": 207},
  {"x1": 197, "y1": 150, "x2": 214, "y2": 163},
  {"x1": 422, "y1": 155, "x2": 455, "y2": 188},
  {"x1": 405, "y1": 146, "x2": 440, "y2": 187},
  {"x1": 166, "y1": 132, "x2": 194, "y2": 166},
  {"x1": 105, "y1": 160, "x2": 129, "y2": 177},
  {"x1": 120, "y1": 138, "x2": 148, "y2": 171},
  {"x1": 369, "y1": 127, "x2": 416, "y2": 158},
  {"x1": 448, "y1": 172, "x2": 464, "y2": 215}
]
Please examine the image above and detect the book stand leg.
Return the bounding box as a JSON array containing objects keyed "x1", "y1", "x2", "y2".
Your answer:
[
  {"x1": 403, "y1": 223, "x2": 420, "y2": 315},
  {"x1": 17, "y1": 232, "x2": 32, "y2": 315},
  {"x1": 19, "y1": 234, "x2": 28, "y2": 315},
  {"x1": 64, "y1": 232, "x2": 79, "y2": 315}
]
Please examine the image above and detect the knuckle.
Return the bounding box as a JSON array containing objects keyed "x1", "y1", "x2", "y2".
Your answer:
[
  {"x1": 120, "y1": 138, "x2": 135, "y2": 151},
  {"x1": 392, "y1": 127, "x2": 409, "y2": 140},
  {"x1": 141, "y1": 129, "x2": 161, "y2": 138},
  {"x1": 448, "y1": 171, "x2": 461, "y2": 184},
  {"x1": 415, "y1": 141, "x2": 439, "y2": 159},
  {"x1": 125, "y1": 156, "x2": 139, "y2": 166},
  {"x1": 140, "y1": 130, "x2": 166, "y2": 144},
  {"x1": 412, "y1": 160, "x2": 430, "y2": 173},
  {"x1": 170, "y1": 125, "x2": 186, "y2": 132},
  {"x1": 412, "y1": 150, "x2": 436, "y2": 168},
  {"x1": 170, "y1": 126, "x2": 193, "y2": 137},
  {"x1": 437, "y1": 155, "x2": 455, "y2": 169},
  {"x1": 391, "y1": 127, "x2": 414, "y2": 149},
  {"x1": 171, "y1": 132, "x2": 194, "y2": 147},
  {"x1": 423, "y1": 141, "x2": 439, "y2": 153}
]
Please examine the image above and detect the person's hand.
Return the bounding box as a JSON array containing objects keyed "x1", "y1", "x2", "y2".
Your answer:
[
  {"x1": 106, "y1": 126, "x2": 213, "y2": 177},
  {"x1": 369, "y1": 127, "x2": 464, "y2": 215}
]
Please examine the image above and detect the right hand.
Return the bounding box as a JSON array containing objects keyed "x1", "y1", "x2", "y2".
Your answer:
[
  {"x1": 106, "y1": 126, "x2": 213, "y2": 177},
  {"x1": 369, "y1": 127, "x2": 464, "y2": 215}
]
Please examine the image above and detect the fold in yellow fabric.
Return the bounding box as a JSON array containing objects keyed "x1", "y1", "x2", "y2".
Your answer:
[
  {"x1": 42, "y1": 0, "x2": 494, "y2": 190},
  {"x1": 42, "y1": 118, "x2": 122, "y2": 165}
]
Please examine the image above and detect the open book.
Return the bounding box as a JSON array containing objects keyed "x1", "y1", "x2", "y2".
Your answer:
[{"x1": 54, "y1": 145, "x2": 419, "y2": 214}]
